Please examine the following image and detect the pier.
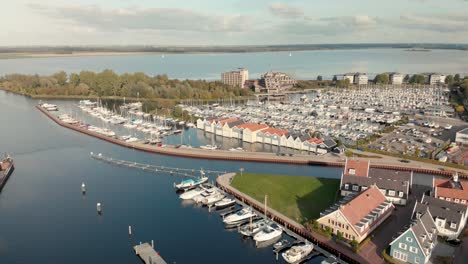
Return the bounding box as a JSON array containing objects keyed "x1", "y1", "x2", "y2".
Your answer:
[
  {"x1": 36, "y1": 105, "x2": 468, "y2": 179},
  {"x1": 134, "y1": 242, "x2": 167, "y2": 264}
]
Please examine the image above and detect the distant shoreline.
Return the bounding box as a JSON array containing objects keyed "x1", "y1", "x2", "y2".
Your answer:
[{"x1": 0, "y1": 44, "x2": 467, "y2": 60}]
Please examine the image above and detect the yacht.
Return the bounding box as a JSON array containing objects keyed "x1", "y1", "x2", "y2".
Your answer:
[
  {"x1": 215, "y1": 198, "x2": 236, "y2": 209},
  {"x1": 200, "y1": 145, "x2": 218, "y2": 150},
  {"x1": 282, "y1": 242, "x2": 314, "y2": 264},
  {"x1": 238, "y1": 218, "x2": 269, "y2": 237},
  {"x1": 223, "y1": 207, "x2": 257, "y2": 226},
  {"x1": 174, "y1": 176, "x2": 208, "y2": 191},
  {"x1": 193, "y1": 189, "x2": 215, "y2": 203},
  {"x1": 202, "y1": 191, "x2": 225, "y2": 205},
  {"x1": 179, "y1": 186, "x2": 206, "y2": 200},
  {"x1": 253, "y1": 222, "x2": 283, "y2": 243}
]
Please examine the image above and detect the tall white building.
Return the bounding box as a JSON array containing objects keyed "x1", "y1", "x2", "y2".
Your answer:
[
  {"x1": 389, "y1": 73, "x2": 404, "y2": 85},
  {"x1": 261, "y1": 71, "x2": 296, "y2": 93},
  {"x1": 429, "y1": 74, "x2": 446, "y2": 85},
  {"x1": 354, "y1": 73, "x2": 368, "y2": 85},
  {"x1": 221, "y1": 68, "x2": 249, "y2": 88}
]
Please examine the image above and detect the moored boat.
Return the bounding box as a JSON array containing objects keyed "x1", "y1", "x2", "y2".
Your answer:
[
  {"x1": 174, "y1": 175, "x2": 208, "y2": 191},
  {"x1": 238, "y1": 218, "x2": 269, "y2": 237},
  {"x1": 215, "y1": 198, "x2": 236, "y2": 209},
  {"x1": 0, "y1": 154, "x2": 14, "y2": 191},
  {"x1": 253, "y1": 222, "x2": 283, "y2": 243},
  {"x1": 223, "y1": 207, "x2": 257, "y2": 226},
  {"x1": 282, "y1": 242, "x2": 314, "y2": 264}
]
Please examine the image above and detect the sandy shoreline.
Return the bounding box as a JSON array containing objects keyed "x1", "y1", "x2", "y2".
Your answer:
[{"x1": 0, "y1": 52, "x2": 164, "y2": 59}]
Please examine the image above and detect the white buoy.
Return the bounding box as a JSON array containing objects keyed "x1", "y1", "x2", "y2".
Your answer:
[
  {"x1": 97, "y1": 202, "x2": 102, "y2": 214},
  {"x1": 128, "y1": 225, "x2": 132, "y2": 235},
  {"x1": 81, "y1": 182, "x2": 86, "y2": 194}
]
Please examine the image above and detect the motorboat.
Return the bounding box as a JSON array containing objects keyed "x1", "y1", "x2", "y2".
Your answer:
[
  {"x1": 282, "y1": 242, "x2": 314, "y2": 264},
  {"x1": 125, "y1": 137, "x2": 139, "y2": 143},
  {"x1": 174, "y1": 176, "x2": 208, "y2": 191},
  {"x1": 253, "y1": 222, "x2": 283, "y2": 243},
  {"x1": 200, "y1": 145, "x2": 218, "y2": 150},
  {"x1": 273, "y1": 239, "x2": 290, "y2": 250},
  {"x1": 238, "y1": 218, "x2": 269, "y2": 237},
  {"x1": 215, "y1": 198, "x2": 236, "y2": 209},
  {"x1": 202, "y1": 191, "x2": 225, "y2": 205},
  {"x1": 193, "y1": 189, "x2": 215, "y2": 203},
  {"x1": 179, "y1": 186, "x2": 206, "y2": 200},
  {"x1": 228, "y1": 147, "x2": 244, "y2": 152},
  {"x1": 223, "y1": 207, "x2": 257, "y2": 226}
]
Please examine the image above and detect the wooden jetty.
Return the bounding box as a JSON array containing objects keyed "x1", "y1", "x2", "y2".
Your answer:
[{"x1": 134, "y1": 242, "x2": 167, "y2": 264}]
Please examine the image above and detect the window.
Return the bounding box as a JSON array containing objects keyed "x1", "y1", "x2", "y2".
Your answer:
[
  {"x1": 344, "y1": 184, "x2": 349, "y2": 190},
  {"x1": 450, "y1": 222, "x2": 457, "y2": 229},
  {"x1": 352, "y1": 185, "x2": 359, "y2": 191},
  {"x1": 455, "y1": 199, "x2": 460, "y2": 203},
  {"x1": 415, "y1": 257, "x2": 420, "y2": 264},
  {"x1": 409, "y1": 246, "x2": 418, "y2": 254},
  {"x1": 462, "y1": 200, "x2": 466, "y2": 204},
  {"x1": 406, "y1": 237, "x2": 413, "y2": 243},
  {"x1": 439, "y1": 196, "x2": 445, "y2": 200},
  {"x1": 346, "y1": 225, "x2": 349, "y2": 230},
  {"x1": 348, "y1": 168, "x2": 356, "y2": 175},
  {"x1": 393, "y1": 250, "x2": 408, "y2": 262},
  {"x1": 388, "y1": 190, "x2": 396, "y2": 196},
  {"x1": 361, "y1": 186, "x2": 368, "y2": 191},
  {"x1": 399, "y1": 243, "x2": 407, "y2": 250},
  {"x1": 446, "y1": 197, "x2": 451, "y2": 202},
  {"x1": 399, "y1": 191, "x2": 404, "y2": 197}
]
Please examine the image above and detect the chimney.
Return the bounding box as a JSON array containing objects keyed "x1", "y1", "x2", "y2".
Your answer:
[{"x1": 453, "y1": 172, "x2": 459, "y2": 182}]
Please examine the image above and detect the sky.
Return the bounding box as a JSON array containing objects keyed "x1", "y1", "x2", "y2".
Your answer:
[{"x1": 1, "y1": 0, "x2": 468, "y2": 46}]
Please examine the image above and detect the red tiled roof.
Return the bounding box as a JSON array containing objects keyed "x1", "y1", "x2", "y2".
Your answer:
[
  {"x1": 307, "y1": 138, "x2": 325, "y2": 144},
  {"x1": 218, "y1": 117, "x2": 238, "y2": 126},
  {"x1": 434, "y1": 178, "x2": 468, "y2": 202},
  {"x1": 344, "y1": 159, "x2": 370, "y2": 177},
  {"x1": 339, "y1": 186, "x2": 388, "y2": 232},
  {"x1": 260, "y1": 127, "x2": 289, "y2": 136},
  {"x1": 235, "y1": 123, "x2": 269, "y2": 132}
]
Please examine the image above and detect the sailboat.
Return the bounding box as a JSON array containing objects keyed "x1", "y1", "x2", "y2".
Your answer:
[{"x1": 252, "y1": 195, "x2": 283, "y2": 244}]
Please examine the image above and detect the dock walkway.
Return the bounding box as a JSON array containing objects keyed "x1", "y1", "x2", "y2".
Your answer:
[{"x1": 134, "y1": 243, "x2": 167, "y2": 264}]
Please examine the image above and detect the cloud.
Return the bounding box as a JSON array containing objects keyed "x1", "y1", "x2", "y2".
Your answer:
[
  {"x1": 28, "y1": 4, "x2": 252, "y2": 33},
  {"x1": 399, "y1": 13, "x2": 468, "y2": 32},
  {"x1": 269, "y1": 3, "x2": 303, "y2": 19}
]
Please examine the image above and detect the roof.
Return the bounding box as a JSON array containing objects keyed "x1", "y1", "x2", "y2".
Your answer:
[
  {"x1": 344, "y1": 159, "x2": 370, "y2": 177},
  {"x1": 227, "y1": 119, "x2": 245, "y2": 128},
  {"x1": 307, "y1": 138, "x2": 325, "y2": 144},
  {"x1": 339, "y1": 186, "x2": 388, "y2": 232},
  {"x1": 218, "y1": 117, "x2": 238, "y2": 126},
  {"x1": 342, "y1": 168, "x2": 412, "y2": 195},
  {"x1": 434, "y1": 176, "x2": 468, "y2": 201},
  {"x1": 413, "y1": 195, "x2": 468, "y2": 231},
  {"x1": 323, "y1": 139, "x2": 337, "y2": 148},
  {"x1": 235, "y1": 123, "x2": 269, "y2": 132},
  {"x1": 412, "y1": 211, "x2": 437, "y2": 256},
  {"x1": 457, "y1": 127, "x2": 468, "y2": 135},
  {"x1": 260, "y1": 127, "x2": 289, "y2": 136}
]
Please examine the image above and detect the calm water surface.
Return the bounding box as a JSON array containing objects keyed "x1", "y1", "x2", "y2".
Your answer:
[{"x1": 1, "y1": 49, "x2": 468, "y2": 79}]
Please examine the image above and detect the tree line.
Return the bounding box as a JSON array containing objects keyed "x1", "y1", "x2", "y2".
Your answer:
[{"x1": 0, "y1": 70, "x2": 252, "y2": 100}]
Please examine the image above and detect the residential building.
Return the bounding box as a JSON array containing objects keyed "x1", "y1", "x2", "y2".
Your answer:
[
  {"x1": 455, "y1": 127, "x2": 468, "y2": 145},
  {"x1": 236, "y1": 123, "x2": 269, "y2": 143},
  {"x1": 343, "y1": 73, "x2": 355, "y2": 84},
  {"x1": 433, "y1": 173, "x2": 468, "y2": 206},
  {"x1": 389, "y1": 73, "x2": 404, "y2": 85},
  {"x1": 317, "y1": 185, "x2": 394, "y2": 243},
  {"x1": 412, "y1": 195, "x2": 468, "y2": 239},
  {"x1": 260, "y1": 71, "x2": 296, "y2": 93},
  {"x1": 354, "y1": 73, "x2": 368, "y2": 85},
  {"x1": 221, "y1": 68, "x2": 249, "y2": 88},
  {"x1": 429, "y1": 74, "x2": 446, "y2": 85},
  {"x1": 256, "y1": 127, "x2": 289, "y2": 145},
  {"x1": 389, "y1": 210, "x2": 438, "y2": 264},
  {"x1": 340, "y1": 160, "x2": 413, "y2": 205}
]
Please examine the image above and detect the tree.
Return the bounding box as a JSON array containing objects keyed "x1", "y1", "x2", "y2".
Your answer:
[
  {"x1": 403, "y1": 74, "x2": 410, "y2": 83},
  {"x1": 445, "y1": 75, "x2": 454, "y2": 85},
  {"x1": 53, "y1": 71, "x2": 67, "y2": 86},
  {"x1": 374, "y1": 73, "x2": 389, "y2": 84},
  {"x1": 317, "y1": 75, "x2": 323, "y2": 81},
  {"x1": 336, "y1": 79, "x2": 350, "y2": 88},
  {"x1": 409, "y1": 74, "x2": 426, "y2": 84},
  {"x1": 454, "y1": 74, "x2": 461, "y2": 82},
  {"x1": 332, "y1": 75, "x2": 337, "y2": 82}
]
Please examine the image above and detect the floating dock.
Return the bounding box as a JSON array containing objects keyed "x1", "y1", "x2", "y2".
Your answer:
[{"x1": 134, "y1": 243, "x2": 167, "y2": 264}]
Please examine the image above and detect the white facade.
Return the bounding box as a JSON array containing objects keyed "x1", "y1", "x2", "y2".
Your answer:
[
  {"x1": 354, "y1": 73, "x2": 368, "y2": 85},
  {"x1": 221, "y1": 68, "x2": 249, "y2": 88},
  {"x1": 390, "y1": 73, "x2": 404, "y2": 85},
  {"x1": 455, "y1": 128, "x2": 468, "y2": 145},
  {"x1": 429, "y1": 74, "x2": 446, "y2": 85}
]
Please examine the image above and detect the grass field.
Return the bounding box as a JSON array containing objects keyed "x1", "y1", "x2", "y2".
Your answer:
[{"x1": 231, "y1": 173, "x2": 340, "y2": 224}]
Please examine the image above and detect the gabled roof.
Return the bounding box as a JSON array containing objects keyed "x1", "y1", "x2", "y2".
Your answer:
[
  {"x1": 413, "y1": 195, "x2": 468, "y2": 231},
  {"x1": 342, "y1": 168, "x2": 412, "y2": 195},
  {"x1": 322, "y1": 139, "x2": 337, "y2": 148},
  {"x1": 259, "y1": 127, "x2": 289, "y2": 136},
  {"x1": 235, "y1": 123, "x2": 269, "y2": 132},
  {"x1": 434, "y1": 175, "x2": 468, "y2": 201},
  {"x1": 344, "y1": 159, "x2": 370, "y2": 177},
  {"x1": 339, "y1": 185, "x2": 388, "y2": 233},
  {"x1": 307, "y1": 138, "x2": 325, "y2": 144},
  {"x1": 227, "y1": 119, "x2": 244, "y2": 128},
  {"x1": 218, "y1": 117, "x2": 238, "y2": 126}
]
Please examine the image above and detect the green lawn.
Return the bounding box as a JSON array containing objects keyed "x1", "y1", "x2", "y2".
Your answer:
[{"x1": 231, "y1": 173, "x2": 340, "y2": 224}]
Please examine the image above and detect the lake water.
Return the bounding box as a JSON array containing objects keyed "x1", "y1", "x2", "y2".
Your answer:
[{"x1": 1, "y1": 49, "x2": 468, "y2": 79}]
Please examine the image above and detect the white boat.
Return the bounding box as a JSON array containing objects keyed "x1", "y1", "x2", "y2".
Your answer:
[
  {"x1": 253, "y1": 222, "x2": 283, "y2": 243},
  {"x1": 125, "y1": 137, "x2": 139, "y2": 143},
  {"x1": 282, "y1": 242, "x2": 314, "y2": 264},
  {"x1": 229, "y1": 147, "x2": 244, "y2": 152},
  {"x1": 179, "y1": 187, "x2": 206, "y2": 200},
  {"x1": 200, "y1": 145, "x2": 218, "y2": 150},
  {"x1": 193, "y1": 189, "x2": 215, "y2": 203},
  {"x1": 238, "y1": 218, "x2": 269, "y2": 237},
  {"x1": 223, "y1": 208, "x2": 257, "y2": 226},
  {"x1": 215, "y1": 198, "x2": 236, "y2": 209},
  {"x1": 444, "y1": 124, "x2": 453, "y2": 130},
  {"x1": 174, "y1": 175, "x2": 208, "y2": 191},
  {"x1": 202, "y1": 191, "x2": 225, "y2": 205}
]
